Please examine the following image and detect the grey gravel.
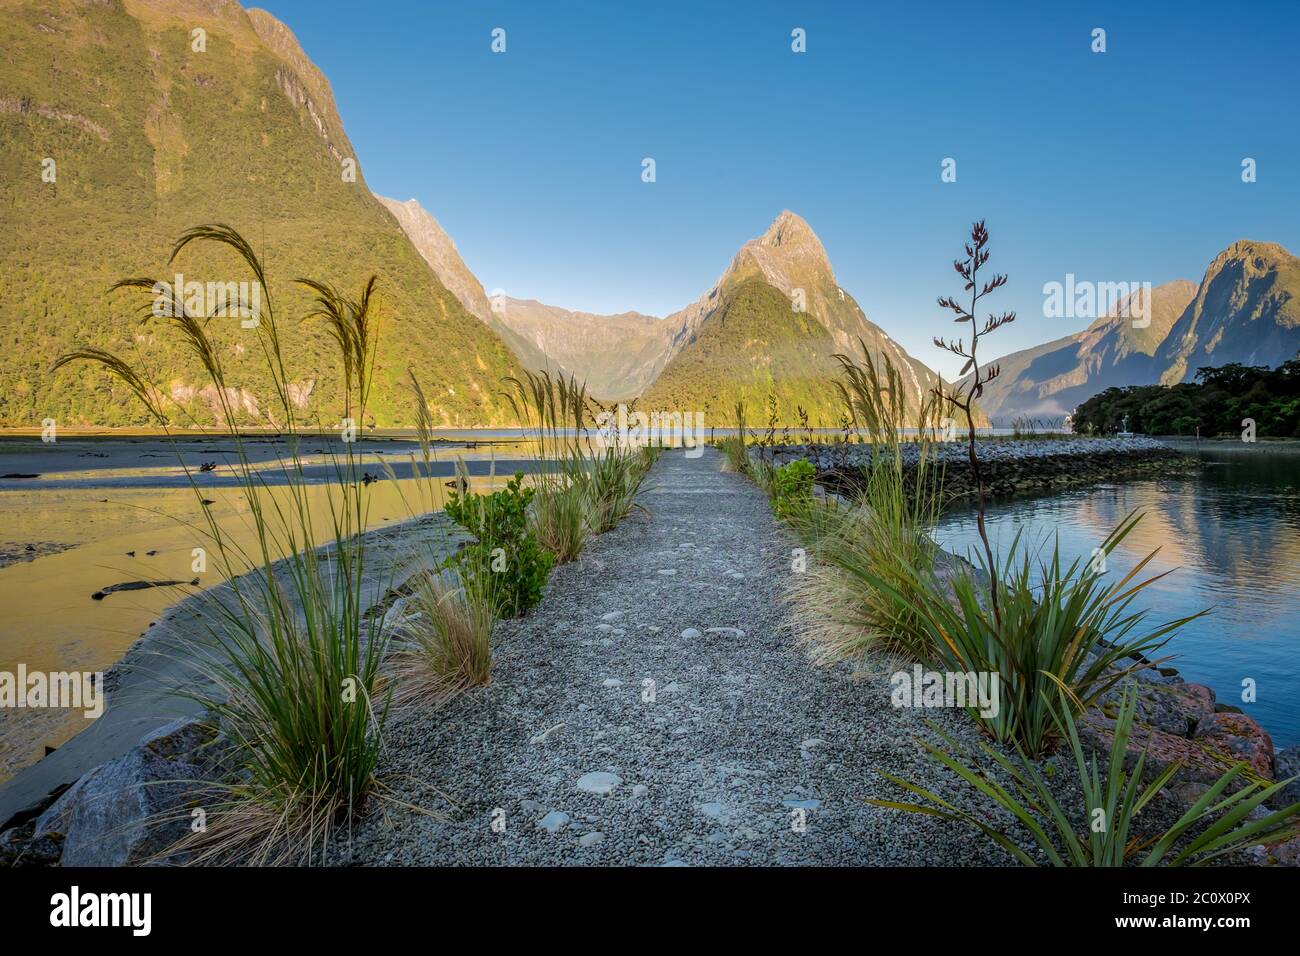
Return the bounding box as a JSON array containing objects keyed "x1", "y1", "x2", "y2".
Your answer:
[{"x1": 335, "y1": 447, "x2": 1054, "y2": 866}]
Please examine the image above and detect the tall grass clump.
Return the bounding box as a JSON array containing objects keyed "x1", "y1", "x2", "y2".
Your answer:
[
  {"x1": 718, "y1": 401, "x2": 751, "y2": 473},
  {"x1": 55, "y1": 224, "x2": 390, "y2": 864},
  {"x1": 871, "y1": 687, "x2": 1300, "y2": 866},
  {"x1": 785, "y1": 347, "x2": 947, "y2": 666},
  {"x1": 381, "y1": 373, "x2": 498, "y2": 705},
  {"x1": 503, "y1": 369, "x2": 650, "y2": 552}
]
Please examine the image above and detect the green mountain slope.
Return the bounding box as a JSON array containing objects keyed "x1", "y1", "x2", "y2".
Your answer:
[
  {"x1": 639, "y1": 279, "x2": 848, "y2": 422},
  {"x1": 641, "y1": 211, "x2": 944, "y2": 424},
  {"x1": 0, "y1": 0, "x2": 523, "y2": 428}
]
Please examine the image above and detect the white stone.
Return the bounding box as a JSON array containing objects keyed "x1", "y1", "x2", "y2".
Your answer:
[
  {"x1": 576, "y1": 771, "x2": 623, "y2": 795},
  {"x1": 537, "y1": 810, "x2": 570, "y2": 833}
]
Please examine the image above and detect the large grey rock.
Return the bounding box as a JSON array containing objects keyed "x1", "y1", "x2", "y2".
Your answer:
[
  {"x1": 1271, "y1": 745, "x2": 1300, "y2": 811},
  {"x1": 28, "y1": 716, "x2": 229, "y2": 866}
]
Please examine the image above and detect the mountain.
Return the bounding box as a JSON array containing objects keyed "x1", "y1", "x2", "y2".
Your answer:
[
  {"x1": 1156, "y1": 240, "x2": 1300, "y2": 385},
  {"x1": 640, "y1": 211, "x2": 943, "y2": 423},
  {"x1": 374, "y1": 195, "x2": 670, "y2": 398},
  {"x1": 973, "y1": 240, "x2": 1300, "y2": 423},
  {"x1": 492, "y1": 299, "x2": 670, "y2": 399},
  {"x1": 0, "y1": 0, "x2": 523, "y2": 427},
  {"x1": 968, "y1": 280, "x2": 1197, "y2": 423}
]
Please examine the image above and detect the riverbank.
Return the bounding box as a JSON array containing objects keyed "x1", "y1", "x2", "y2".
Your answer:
[
  {"x1": 0, "y1": 508, "x2": 467, "y2": 832},
  {"x1": 1156, "y1": 436, "x2": 1300, "y2": 456},
  {"x1": 758, "y1": 435, "x2": 1196, "y2": 499}
]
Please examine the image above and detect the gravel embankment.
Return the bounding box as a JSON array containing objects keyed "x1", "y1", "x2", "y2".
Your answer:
[{"x1": 337, "y1": 447, "x2": 1026, "y2": 866}]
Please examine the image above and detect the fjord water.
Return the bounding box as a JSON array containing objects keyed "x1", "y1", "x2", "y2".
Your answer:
[
  {"x1": 0, "y1": 433, "x2": 539, "y2": 783},
  {"x1": 936, "y1": 448, "x2": 1300, "y2": 746}
]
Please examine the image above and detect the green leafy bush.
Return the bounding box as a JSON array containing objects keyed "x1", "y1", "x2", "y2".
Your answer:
[
  {"x1": 770, "y1": 459, "x2": 816, "y2": 518},
  {"x1": 444, "y1": 473, "x2": 555, "y2": 618}
]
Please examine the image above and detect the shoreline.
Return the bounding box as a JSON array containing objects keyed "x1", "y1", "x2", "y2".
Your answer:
[{"x1": 0, "y1": 509, "x2": 465, "y2": 829}]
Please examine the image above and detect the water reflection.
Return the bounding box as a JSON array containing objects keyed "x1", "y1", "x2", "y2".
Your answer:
[{"x1": 936, "y1": 451, "x2": 1300, "y2": 745}]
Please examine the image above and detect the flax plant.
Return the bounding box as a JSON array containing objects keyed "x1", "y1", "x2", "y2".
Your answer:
[{"x1": 871, "y1": 688, "x2": 1300, "y2": 866}]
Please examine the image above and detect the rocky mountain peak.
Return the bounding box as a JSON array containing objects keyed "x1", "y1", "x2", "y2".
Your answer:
[{"x1": 374, "y1": 194, "x2": 491, "y2": 322}]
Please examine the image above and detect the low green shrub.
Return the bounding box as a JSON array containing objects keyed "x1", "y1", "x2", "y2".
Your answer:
[
  {"x1": 770, "y1": 459, "x2": 816, "y2": 518},
  {"x1": 444, "y1": 473, "x2": 554, "y2": 618}
]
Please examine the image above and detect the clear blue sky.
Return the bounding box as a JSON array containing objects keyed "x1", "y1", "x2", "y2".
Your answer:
[{"x1": 256, "y1": 0, "x2": 1299, "y2": 378}]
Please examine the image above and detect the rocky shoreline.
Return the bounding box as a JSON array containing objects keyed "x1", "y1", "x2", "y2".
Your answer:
[{"x1": 756, "y1": 435, "x2": 1198, "y2": 499}]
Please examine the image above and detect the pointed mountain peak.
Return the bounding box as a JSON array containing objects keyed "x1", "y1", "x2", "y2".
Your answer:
[
  {"x1": 730, "y1": 210, "x2": 834, "y2": 290},
  {"x1": 1207, "y1": 239, "x2": 1296, "y2": 275},
  {"x1": 759, "y1": 210, "x2": 818, "y2": 245}
]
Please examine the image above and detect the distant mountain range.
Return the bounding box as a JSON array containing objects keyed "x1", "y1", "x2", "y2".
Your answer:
[
  {"x1": 968, "y1": 241, "x2": 1300, "y2": 423},
  {"x1": 386, "y1": 202, "x2": 944, "y2": 422},
  {"x1": 4, "y1": 0, "x2": 1298, "y2": 431}
]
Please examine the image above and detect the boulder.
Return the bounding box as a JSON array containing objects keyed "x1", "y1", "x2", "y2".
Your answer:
[
  {"x1": 1079, "y1": 709, "x2": 1272, "y2": 787},
  {"x1": 1097, "y1": 679, "x2": 1215, "y2": 737},
  {"x1": 1272, "y1": 746, "x2": 1300, "y2": 811},
  {"x1": 17, "y1": 716, "x2": 230, "y2": 866},
  {"x1": 1193, "y1": 712, "x2": 1273, "y2": 779}
]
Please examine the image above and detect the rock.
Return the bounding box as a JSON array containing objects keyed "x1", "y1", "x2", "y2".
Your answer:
[
  {"x1": 1081, "y1": 709, "x2": 1273, "y2": 787},
  {"x1": 1098, "y1": 680, "x2": 1215, "y2": 737},
  {"x1": 576, "y1": 771, "x2": 622, "y2": 796},
  {"x1": 681, "y1": 628, "x2": 702, "y2": 640},
  {"x1": 601, "y1": 678, "x2": 622, "y2": 688},
  {"x1": 782, "y1": 796, "x2": 821, "y2": 810},
  {"x1": 600, "y1": 611, "x2": 624, "y2": 623},
  {"x1": 537, "y1": 811, "x2": 570, "y2": 834},
  {"x1": 1272, "y1": 746, "x2": 1300, "y2": 810},
  {"x1": 631, "y1": 785, "x2": 649, "y2": 799},
  {"x1": 657, "y1": 569, "x2": 678, "y2": 576},
  {"x1": 579, "y1": 831, "x2": 604, "y2": 848},
  {"x1": 1261, "y1": 835, "x2": 1300, "y2": 866},
  {"x1": 1194, "y1": 712, "x2": 1274, "y2": 779},
  {"x1": 0, "y1": 821, "x2": 61, "y2": 866},
  {"x1": 29, "y1": 716, "x2": 229, "y2": 866},
  {"x1": 705, "y1": 627, "x2": 746, "y2": 639}
]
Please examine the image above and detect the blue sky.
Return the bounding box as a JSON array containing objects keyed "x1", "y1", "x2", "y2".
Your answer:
[{"x1": 257, "y1": 0, "x2": 1300, "y2": 378}]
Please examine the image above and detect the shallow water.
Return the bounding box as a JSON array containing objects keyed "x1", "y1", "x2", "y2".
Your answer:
[
  {"x1": 0, "y1": 433, "x2": 537, "y2": 783},
  {"x1": 935, "y1": 448, "x2": 1300, "y2": 747}
]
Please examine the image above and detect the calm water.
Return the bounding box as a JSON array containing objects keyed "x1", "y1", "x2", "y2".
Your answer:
[
  {"x1": 936, "y1": 450, "x2": 1300, "y2": 746},
  {"x1": 0, "y1": 432, "x2": 540, "y2": 782}
]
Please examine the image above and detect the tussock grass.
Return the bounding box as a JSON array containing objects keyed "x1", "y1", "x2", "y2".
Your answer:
[
  {"x1": 785, "y1": 347, "x2": 947, "y2": 665},
  {"x1": 503, "y1": 369, "x2": 651, "y2": 548},
  {"x1": 380, "y1": 375, "x2": 498, "y2": 706},
  {"x1": 56, "y1": 224, "x2": 390, "y2": 865},
  {"x1": 386, "y1": 569, "x2": 495, "y2": 707}
]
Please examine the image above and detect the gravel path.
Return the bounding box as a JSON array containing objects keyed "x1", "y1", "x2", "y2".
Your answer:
[{"x1": 342, "y1": 447, "x2": 1015, "y2": 866}]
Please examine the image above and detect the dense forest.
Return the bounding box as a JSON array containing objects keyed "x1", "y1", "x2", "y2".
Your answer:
[{"x1": 1072, "y1": 356, "x2": 1300, "y2": 438}]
